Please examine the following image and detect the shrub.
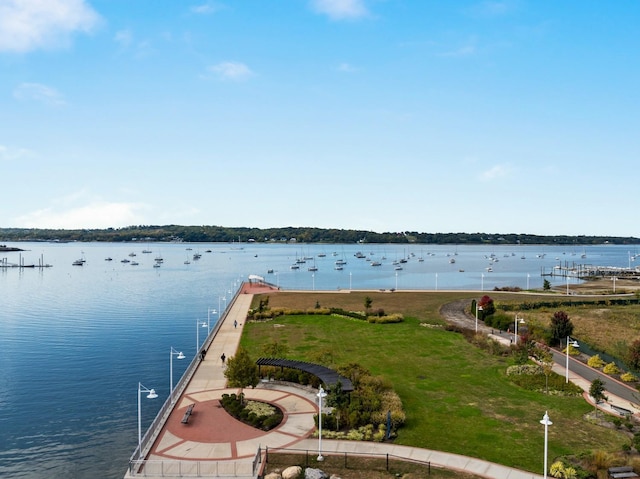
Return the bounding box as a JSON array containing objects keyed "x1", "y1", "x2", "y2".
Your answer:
[
  {"x1": 506, "y1": 364, "x2": 544, "y2": 376},
  {"x1": 588, "y1": 354, "x2": 606, "y2": 369},
  {"x1": 621, "y1": 372, "x2": 637, "y2": 382},
  {"x1": 603, "y1": 362, "x2": 621, "y2": 375},
  {"x1": 367, "y1": 313, "x2": 403, "y2": 324}
]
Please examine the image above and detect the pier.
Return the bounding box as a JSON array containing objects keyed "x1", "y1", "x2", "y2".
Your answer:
[{"x1": 125, "y1": 280, "x2": 313, "y2": 479}]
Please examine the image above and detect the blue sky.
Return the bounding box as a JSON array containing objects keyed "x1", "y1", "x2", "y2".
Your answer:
[{"x1": 1, "y1": 0, "x2": 638, "y2": 236}]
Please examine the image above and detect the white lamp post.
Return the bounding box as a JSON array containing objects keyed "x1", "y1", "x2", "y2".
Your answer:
[
  {"x1": 196, "y1": 319, "x2": 207, "y2": 350},
  {"x1": 138, "y1": 382, "x2": 158, "y2": 451},
  {"x1": 527, "y1": 273, "x2": 530, "y2": 290},
  {"x1": 475, "y1": 304, "x2": 483, "y2": 333},
  {"x1": 208, "y1": 308, "x2": 217, "y2": 330},
  {"x1": 565, "y1": 336, "x2": 580, "y2": 383},
  {"x1": 435, "y1": 273, "x2": 438, "y2": 291},
  {"x1": 312, "y1": 273, "x2": 315, "y2": 291},
  {"x1": 612, "y1": 276, "x2": 617, "y2": 293},
  {"x1": 540, "y1": 411, "x2": 552, "y2": 479},
  {"x1": 317, "y1": 386, "x2": 327, "y2": 461},
  {"x1": 395, "y1": 271, "x2": 398, "y2": 290},
  {"x1": 481, "y1": 273, "x2": 484, "y2": 291},
  {"x1": 514, "y1": 315, "x2": 525, "y2": 345},
  {"x1": 566, "y1": 276, "x2": 570, "y2": 295},
  {"x1": 349, "y1": 272, "x2": 352, "y2": 291},
  {"x1": 170, "y1": 347, "x2": 185, "y2": 402}
]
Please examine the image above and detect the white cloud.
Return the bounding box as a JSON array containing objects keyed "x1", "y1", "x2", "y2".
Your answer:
[
  {"x1": 310, "y1": 0, "x2": 369, "y2": 20},
  {"x1": 207, "y1": 61, "x2": 254, "y2": 81},
  {"x1": 15, "y1": 200, "x2": 147, "y2": 229},
  {"x1": 114, "y1": 29, "x2": 133, "y2": 48},
  {"x1": 467, "y1": 1, "x2": 519, "y2": 18},
  {"x1": 0, "y1": 0, "x2": 101, "y2": 53},
  {"x1": 479, "y1": 164, "x2": 510, "y2": 181},
  {"x1": 13, "y1": 82, "x2": 66, "y2": 106},
  {"x1": 337, "y1": 62, "x2": 358, "y2": 72},
  {"x1": 190, "y1": 3, "x2": 225, "y2": 15},
  {"x1": 0, "y1": 144, "x2": 33, "y2": 162},
  {"x1": 438, "y1": 37, "x2": 478, "y2": 57}
]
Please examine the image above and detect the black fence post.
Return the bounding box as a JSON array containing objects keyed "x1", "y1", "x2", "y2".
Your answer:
[
  {"x1": 344, "y1": 452, "x2": 347, "y2": 469},
  {"x1": 386, "y1": 453, "x2": 389, "y2": 471},
  {"x1": 428, "y1": 461, "x2": 431, "y2": 475},
  {"x1": 265, "y1": 446, "x2": 268, "y2": 464}
]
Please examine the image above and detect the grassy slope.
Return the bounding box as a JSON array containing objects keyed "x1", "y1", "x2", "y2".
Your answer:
[{"x1": 241, "y1": 291, "x2": 628, "y2": 473}]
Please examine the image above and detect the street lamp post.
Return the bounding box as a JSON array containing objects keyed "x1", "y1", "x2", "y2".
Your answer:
[
  {"x1": 540, "y1": 411, "x2": 552, "y2": 479},
  {"x1": 395, "y1": 272, "x2": 398, "y2": 290},
  {"x1": 566, "y1": 276, "x2": 570, "y2": 295},
  {"x1": 475, "y1": 304, "x2": 483, "y2": 333},
  {"x1": 349, "y1": 272, "x2": 352, "y2": 291},
  {"x1": 170, "y1": 347, "x2": 185, "y2": 402},
  {"x1": 514, "y1": 315, "x2": 525, "y2": 345},
  {"x1": 317, "y1": 386, "x2": 327, "y2": 461},
  {"x1": 527, "y1": 273, "x2": 530, "y2": 290},
  {"x1": 435, "y1": 273, "x2": 438, "y2": 291},
  {"x1": 208, "y1": 308, "x2": 217, "y2": 330},
  {"x1": 565, "y1": 336, "x2": 580, "y2": 383},
  {"x1": 196, "y1": 319, "x2": 207, "y2": 351},
  {"x1": 481, "y1": 273, "x2": 484, "y2": 291},
  {"x1": 312, "y1": 273, "x2": 315, "y2": 291},
  {"x1": 138, "y1": 382, "x2": 158, "y2": 452}
]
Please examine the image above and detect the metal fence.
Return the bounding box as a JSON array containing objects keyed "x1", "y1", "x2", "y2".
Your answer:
[
  {"x1": 126, "y1": 447, "x2": 263, "y2": 478},
  {"x1": 263, "y1": 446, "x2": 432, "y2": 475}
]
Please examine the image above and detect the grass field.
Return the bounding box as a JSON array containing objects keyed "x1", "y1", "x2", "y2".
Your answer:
[{"x1": 241, "y1": 290, "x2": 633, "y2": 475}]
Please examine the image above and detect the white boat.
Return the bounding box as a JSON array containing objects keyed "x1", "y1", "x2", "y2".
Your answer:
[{"x1": 72, "y1": 259, "x2": 83, "y2": 266}]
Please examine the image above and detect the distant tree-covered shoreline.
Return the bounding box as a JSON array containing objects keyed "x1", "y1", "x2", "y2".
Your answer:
[{"x1": 1, "y1": 226, "x2": 638, "y2": 245}]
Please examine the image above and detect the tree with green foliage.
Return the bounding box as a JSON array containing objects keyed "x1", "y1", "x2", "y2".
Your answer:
[
  {"x1": 543, "y1": 279, "x2": 551, "y2": 291},
  {"x1": 589, "y1": 378, "x2": 608, "y2": 414},
  {"x1": 364, "y1": 296, "x2": 373, "y2": 311},
  {"x1": 224, "y1": 347, "x2": 259, "y2": 389},
  {"x1": 549, "y1": 311, "x2": 574, "y2": 347}
]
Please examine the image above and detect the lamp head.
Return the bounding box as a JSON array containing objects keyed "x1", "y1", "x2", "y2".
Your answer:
[
  {"x1": 147, "y1": 389, "x2": 158, "y2": 399},
  {"x1": 177, "y1": 352, "x2": 185, "y2": 360}
]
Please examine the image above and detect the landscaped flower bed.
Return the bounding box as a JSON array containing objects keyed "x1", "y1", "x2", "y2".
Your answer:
[{"x1": 220, "y1": 393, "x2": 283, "y2": 431}]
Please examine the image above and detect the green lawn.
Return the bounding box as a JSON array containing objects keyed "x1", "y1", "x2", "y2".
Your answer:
[{"x1": 241, "y1": 303, "x2": 628, "y2": 474}]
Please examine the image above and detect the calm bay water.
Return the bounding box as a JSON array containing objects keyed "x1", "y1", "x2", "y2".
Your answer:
[{"x1": 0, "y1": 241, "x2": 636, "y2": 478}]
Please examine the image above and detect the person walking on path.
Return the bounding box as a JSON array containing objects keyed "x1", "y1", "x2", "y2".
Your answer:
[{"x1": 220, "y1": 353, "x2": 226, "y2": 364}]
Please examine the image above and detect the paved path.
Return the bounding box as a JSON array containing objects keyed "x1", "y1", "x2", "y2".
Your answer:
[{"x1": 129, "y1": 288, "x2": 635, "y2": 479}]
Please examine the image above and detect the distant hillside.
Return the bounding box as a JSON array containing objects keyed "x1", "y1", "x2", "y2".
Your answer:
[{"x1": 1, "y1": 226, "x2": 638, "y2": 245}]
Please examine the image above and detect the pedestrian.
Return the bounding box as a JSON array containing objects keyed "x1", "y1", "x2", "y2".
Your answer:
[
  {"x1": 233, "y1": 319, "x2": 237, "y2": 328},
  {"x1": 221, "y1": 353, "x2": 226, "y2": 364}
]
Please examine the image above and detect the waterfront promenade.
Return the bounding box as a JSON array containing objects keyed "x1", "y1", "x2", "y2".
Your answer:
[{"x1": 125, "y1": 284, "x2": 637, "y2": 479}]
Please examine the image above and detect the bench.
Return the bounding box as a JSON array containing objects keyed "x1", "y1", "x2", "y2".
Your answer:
[
  {"x1": 608, "y1": 466, "x2": 638, "y2": 479},
  {"x1": 611, "y1": 404, "x2": 633, "y2": 417},
  {"x1": 181, "y1": 403, "x2": 195, "y2": 424}
]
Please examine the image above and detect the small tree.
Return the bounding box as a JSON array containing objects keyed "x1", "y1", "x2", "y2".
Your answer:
[
  {"x1": 550, "y1": 311, "x2": 574, "y2": 347},
  {"x1": 364, "y1": 296, "x2": 373, "y2": 311},
  {"x1": 589, "y1": 378, "x2": 608, "y2": 414},
  {"x1": 224, "y1": 347, "x2": 259, "y2": 390},
  {"x1": 543, "y1": 279, "x2": 551, "y2": 291},
  {"x1": 477, "y1": 295, "x2": 495, "y2": 319}
]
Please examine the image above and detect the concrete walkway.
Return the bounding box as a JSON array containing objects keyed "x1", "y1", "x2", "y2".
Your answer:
[{"x1": 131, "y1": 285, "x2": 634, "y2": 479}]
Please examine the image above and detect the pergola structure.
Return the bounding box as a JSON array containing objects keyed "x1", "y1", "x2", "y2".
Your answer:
[{"x1": 256, "y1": 357, "x2": 354, "y2": 392}]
